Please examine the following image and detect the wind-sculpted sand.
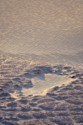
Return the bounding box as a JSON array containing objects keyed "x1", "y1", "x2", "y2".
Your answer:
[{"x1": 0, "y1": 53, "x2": 83, "y2": 125}]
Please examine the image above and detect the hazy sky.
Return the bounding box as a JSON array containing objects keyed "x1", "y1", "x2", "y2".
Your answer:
[{"x1": 0, "y1": 0, "x2": 83, "y2": 56}]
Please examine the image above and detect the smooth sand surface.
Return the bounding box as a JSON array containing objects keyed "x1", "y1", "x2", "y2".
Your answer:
[
  {"x1": 22, "y1": 74, "x2": 74, "y2": 96},
  {"x1": 0, "y1": 0, "x2": 83, "y2": 66}
]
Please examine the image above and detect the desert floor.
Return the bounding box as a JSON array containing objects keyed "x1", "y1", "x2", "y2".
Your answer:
[{"x1": 0, "y1": 53, "x2": 83, "y2": 125}]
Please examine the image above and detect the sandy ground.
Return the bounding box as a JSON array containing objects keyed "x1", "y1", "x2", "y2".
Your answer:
[{"x1": 0, "y1": 53, "x2": 83, "y2": 125}]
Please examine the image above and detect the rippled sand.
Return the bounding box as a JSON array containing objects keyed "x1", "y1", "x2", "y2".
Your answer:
[{"x1": 0, "y1": 53, "x2": 83, "y2": 125}]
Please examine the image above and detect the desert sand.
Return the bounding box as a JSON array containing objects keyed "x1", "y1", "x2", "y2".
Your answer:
[
  {"x1": 0, "y1": 53, "x2": 83, "y2": 125},
  {"x1": 0, "y1": 0, "x2": 83, "y2": 124}
]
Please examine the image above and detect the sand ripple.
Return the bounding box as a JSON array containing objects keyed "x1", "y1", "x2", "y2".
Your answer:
[{"x1": 0, "y1": 54, "x2": 83, "y2": 125}]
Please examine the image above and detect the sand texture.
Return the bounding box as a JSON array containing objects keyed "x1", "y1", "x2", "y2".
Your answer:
[{"x1": 0, "y1": 53, "x2": 83, "y2": 125}]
